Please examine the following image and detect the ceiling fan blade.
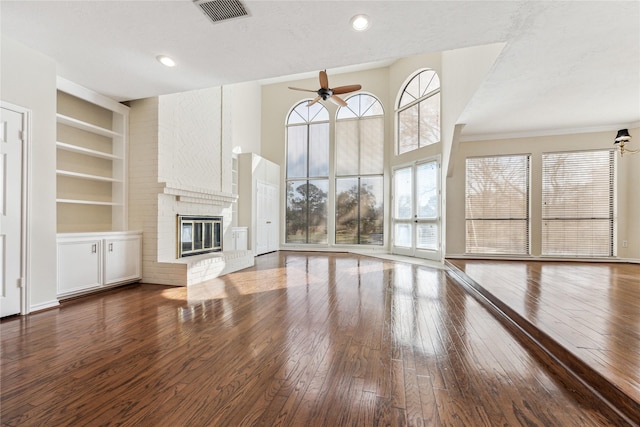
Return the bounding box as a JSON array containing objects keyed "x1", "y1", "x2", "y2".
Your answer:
[
  {"x1": 307, "y1": 96, "x2": 321, "y2": 107},
  {"x1": 289, "y1": 86, "x2": 317, "y2": 93},
  {"x1": 329, "y1": 95, "x2": 347, "y2": 107},
  {"x1": 332, "y1": 84, "x2": 362, "y2": 95},
  {"x1": 319, "y1": 70, "x2": 329, "y2": 89}
]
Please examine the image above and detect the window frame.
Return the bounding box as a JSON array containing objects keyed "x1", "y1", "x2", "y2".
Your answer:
[
  {"x1": 285, "y1": 100, "x2": 330, "y2": 244},
  {"x1": 395, "y1": 68, "x2": 441, "y2": 155},
  {"x1": 465, "y1": 153, "x2": 531, "y2": 255},
  {"x1": 541, "y1": 149, "x2": 616, "y2": 257},
  {"x1": 335, "y1": 93, "x2": 385, "y2": 246}
]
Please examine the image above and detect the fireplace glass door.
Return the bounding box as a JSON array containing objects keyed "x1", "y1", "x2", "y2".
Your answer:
[{"x1": 178, "y1": 215, "x2": 223, "y2": 257}]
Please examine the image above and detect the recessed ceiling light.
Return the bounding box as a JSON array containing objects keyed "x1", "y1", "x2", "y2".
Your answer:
[
  {"x1": 350, "y1": 14, "x2": 370, "y2": 31},
  {"x1": 156, "y1": 55, "x2": 176, "y2": 67}
]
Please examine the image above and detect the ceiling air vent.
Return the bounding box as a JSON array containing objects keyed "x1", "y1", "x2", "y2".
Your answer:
[{"x1": 194, "y1": 0, "x2": 249, "y2": 24}]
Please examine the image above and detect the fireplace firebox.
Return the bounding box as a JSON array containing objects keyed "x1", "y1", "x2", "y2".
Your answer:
[{"x1": 177, "y1": 215, "x2": 222, "y2": 257}]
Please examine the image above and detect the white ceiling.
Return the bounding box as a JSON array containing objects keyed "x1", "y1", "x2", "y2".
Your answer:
[{"x1": 1, "y1": 0, "x2": 639, "y2": 139}]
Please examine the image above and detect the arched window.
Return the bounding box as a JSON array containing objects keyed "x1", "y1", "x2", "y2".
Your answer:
[
  {"x1": 285, "y1": 101, "x2": 329, "y2": 244},
  {"x1": 335, "y1": 94, "x2": 384, "y2": 245},
  {"x1": 397, "y1": 69, "x2": 440, "y2": 155}
]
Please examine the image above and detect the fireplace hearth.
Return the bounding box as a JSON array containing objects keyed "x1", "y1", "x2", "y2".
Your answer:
[{"x1": 177, "y1": 215, "x2": 222, "y2": 257}]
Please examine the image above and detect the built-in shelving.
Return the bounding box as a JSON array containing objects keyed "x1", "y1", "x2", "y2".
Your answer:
[
  {"x1": 56, "y1": 77, "x2": 130, "y2": 233},
  {"x1": 56, "y1": 113, "x2": 122, "y2": 138},
  {"x1": 56, "y1": 169, "x2": 122, "y2": 183},
  {"x1": 56, "y1": 199, "x2": 122, "y2": 206},
  {"x1": 56, "y1": 141, "x2": 121, "y2": 160}
]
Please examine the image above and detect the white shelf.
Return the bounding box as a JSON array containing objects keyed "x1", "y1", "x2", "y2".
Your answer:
[
  {"x1": 57, "y1": 198, "x2": 122, "y2": 206},
  {"x1": 56, "y1": 141, "x2": 121, "y2": 160},
  {"x1": 56, "y1": 113, "x2": 121, "y2": 138},
  {"x1": 56, "y1": 77, "x2": 129, "y2": 232},
  {"x1": 56, "y1": 169, "x2": 122, "y2": 183}
]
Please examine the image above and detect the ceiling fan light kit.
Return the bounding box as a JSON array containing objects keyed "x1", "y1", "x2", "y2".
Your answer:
[{"x1": 288, "y1": 70, "x2": 362, "y2": 107}]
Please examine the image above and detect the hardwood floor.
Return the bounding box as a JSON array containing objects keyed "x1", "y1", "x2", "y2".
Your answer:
[
  {"x1": 447, "y1": 259, "x2": 640, "y2": 425},
  {"x1": 0, "y1": 252, "x2": 629, "y2": 426}
]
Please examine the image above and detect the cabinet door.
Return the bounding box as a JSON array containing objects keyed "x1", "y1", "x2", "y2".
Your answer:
[
  {"x1": 265, "y1": 184, "x2": 279, "y2": 252},
  {"x1": 57, "y1": 239, "x2": 102, "y2": 296},
  {"x1": 104, "y1": 236, "x2": 141, "y2": 285},
  {"x1": 232, "y1": 227, "x2": 248, "y2": 251}
]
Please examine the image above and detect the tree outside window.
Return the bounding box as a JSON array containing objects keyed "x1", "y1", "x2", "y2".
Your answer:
[
  {"x1": 285, "y1": 101, "x2": 329, "y2": 243},
  {"x1": 335, "y1": 94, "x2": 384, "y2": 245}
]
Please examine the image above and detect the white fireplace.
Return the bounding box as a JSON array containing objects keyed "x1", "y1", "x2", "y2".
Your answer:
[{"x1": 128, "y1": 88, "x2": 255, "y2": 286}]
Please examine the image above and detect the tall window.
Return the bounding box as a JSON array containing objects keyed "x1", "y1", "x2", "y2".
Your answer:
[
  {"x1": 397, "y1": 69, "x2": 440, "y2": 155},
  {"x1": 286, "y1": 101, "x2": 329, "y2": 243},
  {"x1": 335, "y1": 94, "x2": 384, "y2": 245},
  {"x1": 465, "y1": 155, "x2": 530, "y2": 254},
  {"x1": 542, "y1": 150, "x2": 615, "y2": 256}
]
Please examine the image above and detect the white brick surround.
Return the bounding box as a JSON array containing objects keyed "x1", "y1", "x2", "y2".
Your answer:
[{"x1": 129, "y1": 88, "x2": 254, "y2": 286}]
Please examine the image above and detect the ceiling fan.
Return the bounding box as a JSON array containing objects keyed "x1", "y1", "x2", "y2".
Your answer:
[{"x1": 288, "y1": 70, "x2": 362, "y2": 107}]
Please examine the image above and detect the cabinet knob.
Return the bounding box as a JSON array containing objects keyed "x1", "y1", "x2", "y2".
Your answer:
[
  {"x1": 109, "y1": 243, "x2": 113, "y2": 252},
  {"x1": 91, "y1": 244, "x2": 97, "y2": 254}
]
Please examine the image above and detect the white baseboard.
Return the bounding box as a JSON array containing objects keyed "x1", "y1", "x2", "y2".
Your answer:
[
  {"x1": 446, "y1": 254, "x2": 639, "y2": 264},
  {"x1": 29, "y1": 299, "x2": 60, "y2": 313}
]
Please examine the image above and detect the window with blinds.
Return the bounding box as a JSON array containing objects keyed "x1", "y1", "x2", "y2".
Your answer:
[
  {"x1": 541, "y1": 150, "x2": 615, "y2": 257},
  {"x1": 465, "y1": 155, "x2": 530, "y2": 254},
  {"x1": 335, "y1": 94, "x2": 384, "y2": 245},
  {"x1": 285, "y1": 101, "x2": 330, "y2": 244}
]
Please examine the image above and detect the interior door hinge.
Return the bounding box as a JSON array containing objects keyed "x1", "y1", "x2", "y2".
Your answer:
[{"x1": 18, "y1": 277, "x2": 25, "y2": 288}]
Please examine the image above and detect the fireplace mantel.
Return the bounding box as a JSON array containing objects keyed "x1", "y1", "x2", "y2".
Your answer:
[{"x1": 161, "y1": 182, "x2": 237, "y2": 206}]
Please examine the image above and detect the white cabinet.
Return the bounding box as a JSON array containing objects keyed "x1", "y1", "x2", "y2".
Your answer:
[
  {"x1": 57, "y1": 237, "x2": 102, "y2": 296},
  {"x1": 104, "y1": 235, "x2": 142, "y2": 285},
  {"x1": 229, "y1": 227, "x2": 248, "y2": 251},
  {"x1": 57, "y1": 231, "x2": 142, "y2": 298}
]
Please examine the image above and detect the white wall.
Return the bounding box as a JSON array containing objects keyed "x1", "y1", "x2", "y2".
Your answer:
[
  {"x1": 227, "y1": 81, "x2": 262, "y2": 156},
  {"x1": 441, "y1": 43, "x2": 505, "y2": 174},
  {"x1": 1, "y1": 36, "x2": 58, "y2": 310},
  {"x1": 445, "y1": 128, "x2": 640, "y2": 259}
]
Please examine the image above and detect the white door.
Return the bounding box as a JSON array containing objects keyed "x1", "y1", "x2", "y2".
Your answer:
[
  {"x1": 392, "y1": 159, "x2": 441, "y2": 261},
  {"x1": 256, "y1": 181, "x2": 279, "y2": 255},
  {"x1": 1, "y1": 106, "x2": 25, "y2": 317}
]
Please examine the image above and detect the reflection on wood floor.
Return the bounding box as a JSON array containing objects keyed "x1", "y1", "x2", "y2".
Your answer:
[
  {"x1": 448, "y1": 259, "x2": 640, "y2": 425},
  {"x1": 0, "y1": 252, "x2": 628, "y2": 426}
]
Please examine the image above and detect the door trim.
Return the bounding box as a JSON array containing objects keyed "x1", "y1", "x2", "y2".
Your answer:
[{"x1": 2, "y1": 101, "x2": 31, "y2": 315}]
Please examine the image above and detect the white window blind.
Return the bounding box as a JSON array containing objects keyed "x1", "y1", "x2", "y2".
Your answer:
[
  {"x1": 335, "y1": 94, "x2": 384, "y2": 245},
  {"x1": 465, "y1": 155, "x2": 530, "y2": 254},
  {"x1": 541, "y1": 150, "x2": 615, "y2": 257},
  {"x1": 285, "y1": 101, "x2": 330, "y2": 244}
]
